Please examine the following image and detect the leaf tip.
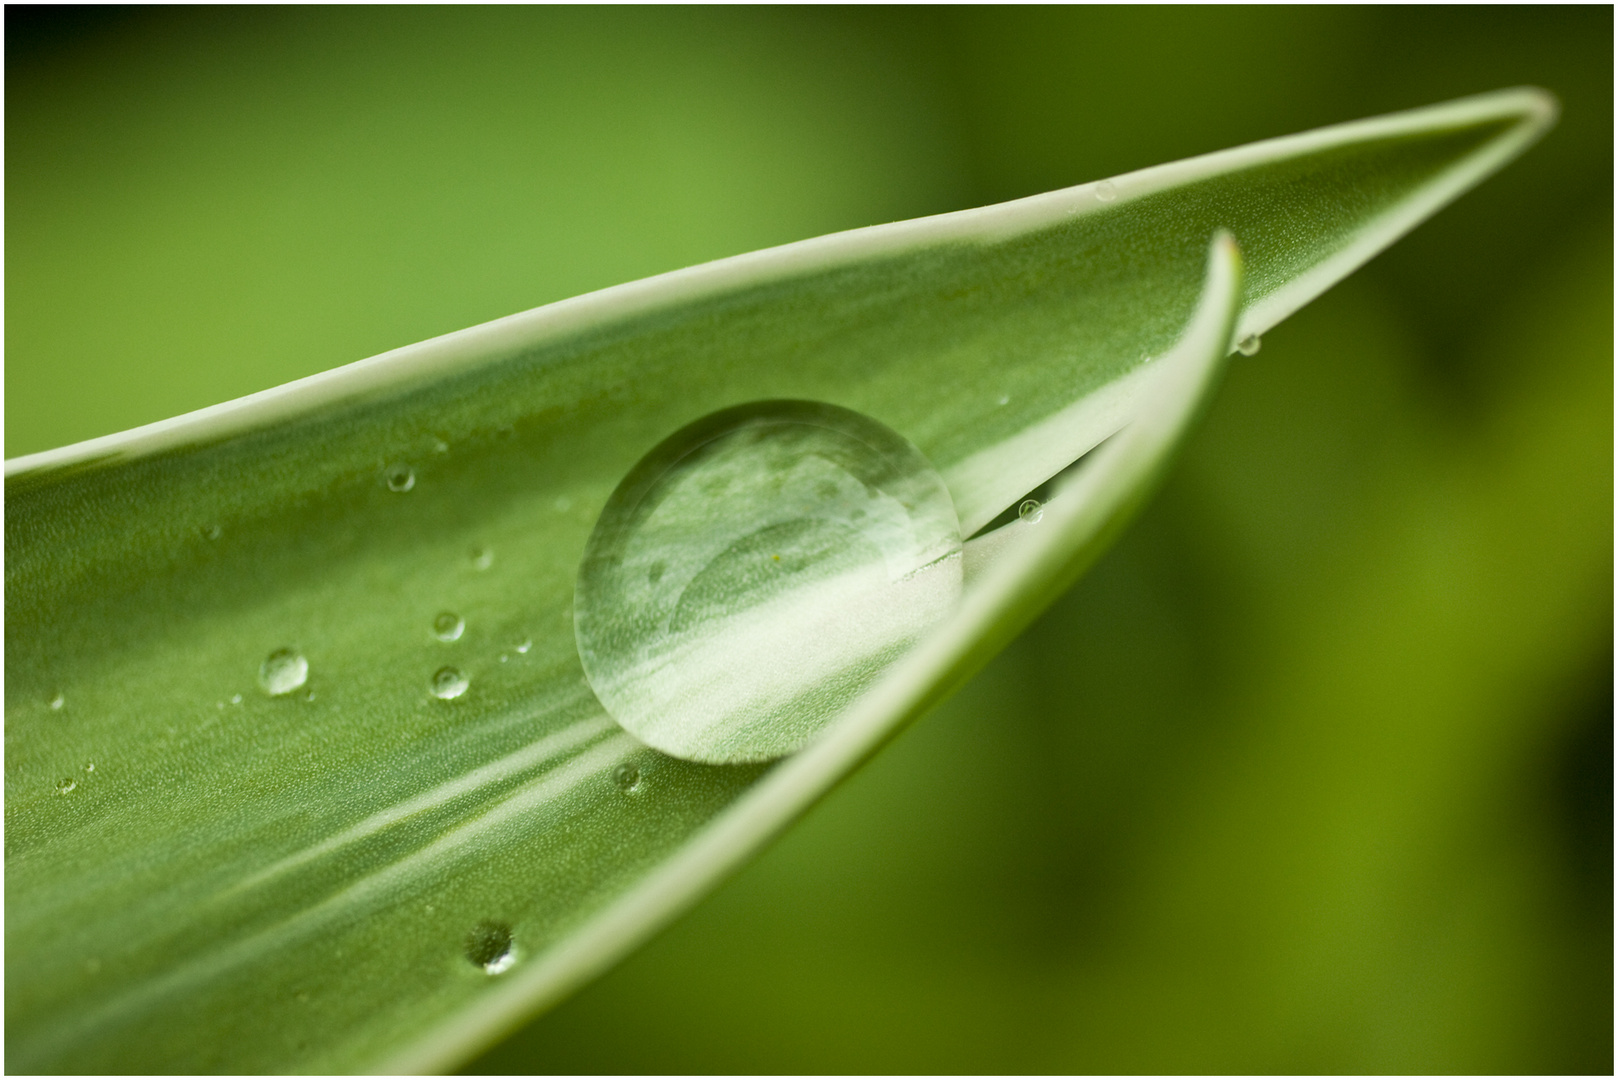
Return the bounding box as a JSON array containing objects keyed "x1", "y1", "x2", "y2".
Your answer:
[{"x1": 1495, "y1": 85, "x2": 1561, "y2": 144}]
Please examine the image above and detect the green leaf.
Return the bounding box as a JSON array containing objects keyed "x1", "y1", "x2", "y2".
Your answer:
[{"x1": 4, "y1": 88, "x2": 1552, "y2": 1073}]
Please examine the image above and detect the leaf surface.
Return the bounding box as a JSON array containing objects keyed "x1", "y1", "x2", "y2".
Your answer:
[{"x1": 3, "y1": 89, "x2": 1552, "y2": 1073}]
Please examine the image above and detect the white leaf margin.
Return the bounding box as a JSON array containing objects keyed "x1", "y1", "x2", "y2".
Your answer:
[{"x1": 6, "y1": 88, "x2": 1553, "y2": 479}]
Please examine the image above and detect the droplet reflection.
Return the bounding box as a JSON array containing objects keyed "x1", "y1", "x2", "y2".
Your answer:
[
  {"x1": 385, "y1": 465, "x2": 415, "y2": 492},
  {"x1": 258, "y1": 649, "x2": 309, "y2": 696},
  {"x1": 431, "y1": 667, "x2": 469, "y2": 700},
  {"x1": 465, "y1": 920, "x2": 515, "y2": 974},
  {"x1": 612, "y1": 763, "x2": 641, "y2": 792},
  {"x1": 575, "y1": 401, "x2": 961, "y2": 764}
]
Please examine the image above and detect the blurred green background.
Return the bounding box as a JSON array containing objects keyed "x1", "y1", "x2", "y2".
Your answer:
[{"x1": 7, "y1": 6, "x2": 1610, "y2": 1073}]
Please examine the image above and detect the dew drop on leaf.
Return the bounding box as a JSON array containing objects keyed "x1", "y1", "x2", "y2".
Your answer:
[
  {"x1": 258, "y1": 649, "x2": 309, "y2": 696},
  {"x1": 55, "y1": 777, "x2": 76, "y2": 795},
  {"x1": 1094, "y1": 180, "x2": 1118, "y2": 202},
  {"x1": 1018, "y1": 498, "x2": 1044, "y2": 524},
  {"x1": 1237, "y1": 333, "x2": 1263, "y2": 356},
  {"x1": 48, "y1": 692, "x2": 64, "y2": 711},
  {"x1": 432, "y1": 612, "x2": 465, "y2": 642},
  {"x1": 385, "y1": 464, "x2": 415, "y2": 492},
  {"x1": 575, "y1": 400, "x2": 962, "y2": 764},
  {"x1": 431, "y1": 667, "x2": 469, "y2": 700},
  {"x1": 464, "y1": 920, "x2": 515, "y2": 974},
  {"x1": 612, "y1": 763, "x2": 641, "y2": 792}
]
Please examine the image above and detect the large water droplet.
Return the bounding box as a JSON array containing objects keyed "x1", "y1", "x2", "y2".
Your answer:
[
  {"x1": 575, "y1": 400, "x2": 961, "y2": 764},
  {"x1": 432, "y1": 612, "x2": 465, "y2": 642},
  {"x1": 385, "y1": 464, "x2": 415, "y2": 492},
  {"x1": 464, "y1": 920, "x2": 515, "y2": 974},
  {"x1": 1018, "y1": 498, "x2": 1044, "y2": 524},
  {"x1": 1236, "y1": 334, "x2": 1262, "y2": 356},
  {"x1": 431, "y1": 667, "x2": 469, "y2": 700},
  {"x1": 258, "y1": 649, "x2": 308, "y2": 696}
]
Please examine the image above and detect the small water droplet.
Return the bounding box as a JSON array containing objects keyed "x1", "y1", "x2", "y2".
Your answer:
[
  {"x1": 202, "y1": 523, "x2": 222, "y2": 541},
  {"x1": 997, "y1": 395, "x2": 1010, "y2": 406},
  {"x1": 1236, "y1": 334, "x2": 1262, "y2": 356},
  {"x1": 385, "y1": 464, "x2": 416, "y2": 492},
  {"x1": 1094, "y1": 180, "x2": 1117, "y2": 202},
  {"x1": 304, "y1": 689, "x2": 316, "y2": 701},
  {"x1": 515, "y1": 638, "x2": 531, "y2": 654},
  {"x1": 465, "y1": 920, "x2": 515, "y2": 974},
  {"x1": 1018, "y1": 498, "x2": 1044, "y2": 524},
  {"x1": 258, "y1": 649, "x2": 308, "y2": 696},
  {"x1": 48, "y1": 693, "x2": 64, "y2": 711},
  {"x1": 56, "y1": 777, "x2": 77, "y2": 795},
  {"x1": 432, "y1": 612, "x2": 465, "y2": 642},
  {"x1": 85, "y1": 762, "x2": 95, "y2": 773},
  {"x1": 612, "y1": 763, "x2": 641, "y2": 792},
  {"x1": 470, "y1": 547, "x2": 493, "y2": 571},
  {"x1": 498, "y1": 654, "x2": 509, "y2": 663},
  {"x1": 575, "y1": 401, "x2": 961, "y2": 764},
  {"x1": 433, "y1": 438, "x2": 449, "y2": 454},
  {"x1": 231, "y1": 693, "x2": 244, "y2": 705},
  {"x1": 431, "y1": 667, "x2": 469, "y2": 700}
]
